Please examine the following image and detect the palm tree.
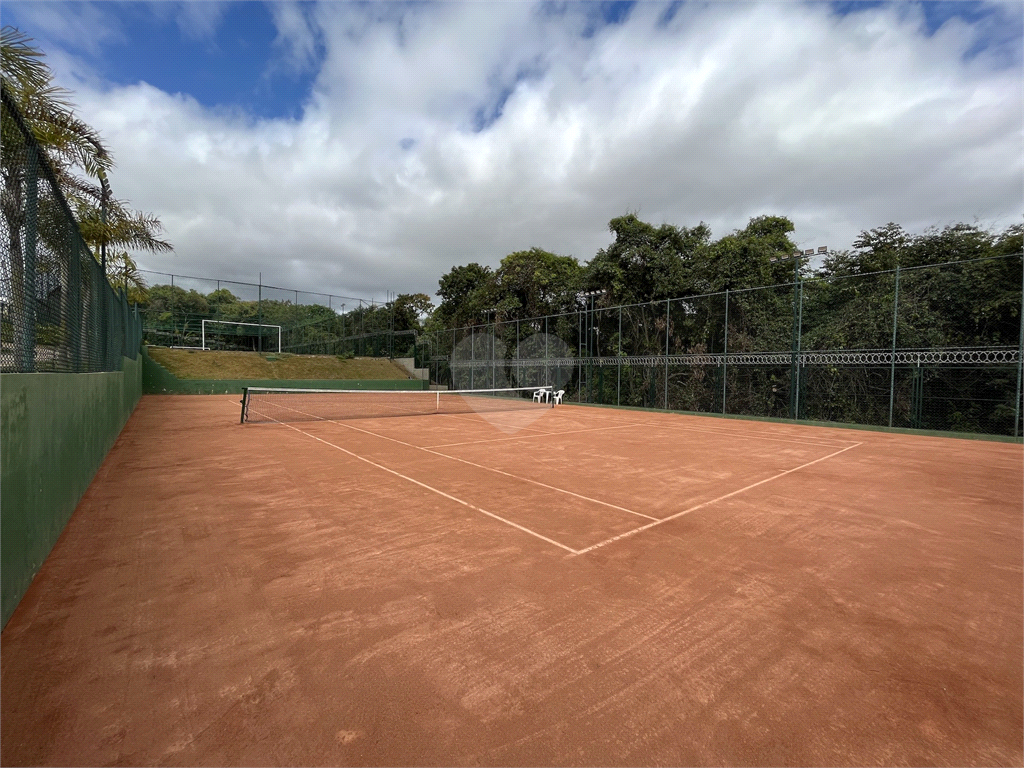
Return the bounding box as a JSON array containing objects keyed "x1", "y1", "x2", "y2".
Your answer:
[
  {"x1": 2, "y1": 27, "x2": 172, "y2": 274},
  {"x1": 73, "y1": 193, "x2": 172, "y2": 274},
  {"x1": 104, "y1": 249, "x2": 148, "y2": 303},
  {"x1": 1, "y1": 26, "x2": 171, "y2": 366}
]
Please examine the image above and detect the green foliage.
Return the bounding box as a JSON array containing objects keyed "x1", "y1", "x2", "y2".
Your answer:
[
  {"x1": 434, "y1": 262, "x2": 495, "y2": 327},
  {"x1": 390, "y1": 293, "x2": 434, "y2": 332},
  {"x1": 585, "y1": 214, "x2": 710, "y2": 305},
  {"x1": 494, "y1": 248, "x2": 583, "y2": 319},
  {"x1": 144, "y1": 284, "x2": 209, "y2": 317}
]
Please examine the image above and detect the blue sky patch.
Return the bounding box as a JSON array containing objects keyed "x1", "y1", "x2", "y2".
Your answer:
[{"x1": 3, "y1": 1, "x2": 318, "y2": 120}]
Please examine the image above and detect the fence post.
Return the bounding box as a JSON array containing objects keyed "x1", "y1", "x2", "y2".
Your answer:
[
  {"x1": 789, "y1": 268, "x2": 800, "y2": 418},
  {"x1": 1015, "y1": 259, "x2": 1023, "y2": 438},
  {"x1": 617, "y1": 305, "x2": 622, "y2": 406},
  {"x1": 545, "y1": 316, "x2": 549, "y2": 389},
  {"x1": 19, "y1": 145, "x2": 39, "y2": 372},
  {"x1": 722, "y1": 289, "x2": 729, "y2": 414},
  {"x1": 68, "y1": 226, "x2": 82, "y2": 371},
  {"x1": 581, "y1": 309, "x2": 589, "y2": 405},
  {"x1": 888, "y1": 266, "x2": 900, "y2": 428},
  {"x1": 664, "y1": 298, "x2": 670, "y2": 410},
  {"x1": 794, "y1": 280, "x2": 804, "y2": 420}
]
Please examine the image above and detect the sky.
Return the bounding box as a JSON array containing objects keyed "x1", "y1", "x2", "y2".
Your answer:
[{"x1": 4, "y1": 0, "x2": 1022, "y2": 305}]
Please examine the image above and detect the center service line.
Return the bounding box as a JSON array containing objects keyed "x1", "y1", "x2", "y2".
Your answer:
[
  {"x1": 335, "y1": 420, "x2": 660, "y2": 523},
  {"x1": 267, "y1": 417, "x2": 580, "y2": 555}
]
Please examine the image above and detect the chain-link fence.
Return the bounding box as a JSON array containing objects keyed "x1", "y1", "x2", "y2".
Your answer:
[
  {"x1": 420, "y1": 254, "x2": 1023, "y2": 438},
  {"x1": 1, "y1": 86, "x2": 141, "y2": 374},
  {"x1": 133, "y1": 269, "x2": 420, "y2": 359}
]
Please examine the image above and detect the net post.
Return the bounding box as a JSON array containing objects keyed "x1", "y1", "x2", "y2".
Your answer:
[{"x1": 240, "y1": 387, "x2": 248, "y2": 424}]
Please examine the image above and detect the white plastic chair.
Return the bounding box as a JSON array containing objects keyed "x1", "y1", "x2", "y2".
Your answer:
[
  {"x1": 552, "y1": 389, "x2": 565, "y2": 405},
  {"x1": 532, "y1": 388, "x2": 547, "y2": 403}
]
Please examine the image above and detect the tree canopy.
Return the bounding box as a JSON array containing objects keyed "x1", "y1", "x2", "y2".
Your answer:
[{"x1": 1, "y1": 26, "x2": 171, "y2": 295}]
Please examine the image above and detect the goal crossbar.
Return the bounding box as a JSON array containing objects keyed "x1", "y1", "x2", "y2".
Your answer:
[{"x1": 201, "y1": 320, "x2": 282, "y2": 352}]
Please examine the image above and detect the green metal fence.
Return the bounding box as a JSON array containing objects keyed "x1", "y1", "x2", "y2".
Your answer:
[
  {"x1": 136, "y1": 269, "x2": 394, "y2": 355},
  {"x1": 420, "y1": 254, "x2": 1023, "y2": 438},
  {"x1": 1, "y1": 85, "x2": 141, "y2": 373}
]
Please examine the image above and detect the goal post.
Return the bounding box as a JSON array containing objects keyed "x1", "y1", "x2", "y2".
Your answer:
[{"x1": 201, "y1": 320, "x2": 281, "y2": 352}]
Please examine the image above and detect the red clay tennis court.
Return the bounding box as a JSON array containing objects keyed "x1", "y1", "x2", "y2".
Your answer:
[{"x1": 2, "y1": 393, "x2": 1022, "y2": 766}]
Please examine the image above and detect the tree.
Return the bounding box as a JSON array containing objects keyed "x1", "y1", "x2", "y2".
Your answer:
[
  {"x1": 493, "y1": 248, "x2": 583, "y2": 320},
  {"x1": 1, "y1": 27, "x2": 112, "y2": 185},
  {"x1": 73, "y1": 195, "x2": 172, "y2": 268},
  {"x1": 1, "y1": 26, "x2": 171, "y2": 289},
  {"x1": 585, "y1": 214, "x2": 711, "y2": 305},
  {"x1": 105, "y1": 250, "x2": 147, "y2": 304},
  {"x1": 390, "y1": 293, "x2": 433, "y2": 332},
  {"x1": 434, "y1": 262, "x2": 495, "y2": 327}
]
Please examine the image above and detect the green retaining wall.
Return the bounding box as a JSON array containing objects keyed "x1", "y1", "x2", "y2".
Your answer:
[
  {"x1": 1, "y1": 355, "x2": 143, "y2": 628},
  {"x1": 142, "y1": 346, "x2": 428, "y2": 394}
]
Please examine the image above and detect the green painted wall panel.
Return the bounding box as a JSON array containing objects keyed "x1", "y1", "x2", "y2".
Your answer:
[
  {"x1": 141, "y1": 346, "x2": 428, "y2": 394},
  {"x1": 1, "y1": 355, "x2": 142, "y2": 628}
]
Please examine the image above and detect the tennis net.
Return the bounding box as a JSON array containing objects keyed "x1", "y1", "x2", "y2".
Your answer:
[{"x1": 240, "y1": 386, "x2": 553, "y2": 423}]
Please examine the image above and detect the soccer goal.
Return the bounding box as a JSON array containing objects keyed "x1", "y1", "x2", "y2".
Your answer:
[{"x1": 201, "y1": 320, "x2": 281, "y2": 353}]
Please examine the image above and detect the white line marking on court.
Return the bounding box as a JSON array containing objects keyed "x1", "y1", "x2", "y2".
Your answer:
[
  {"x1": 424, "y1": 421, "x2": 642, "y2": 449},
  {"x1": 435, "y1": 410, "x2": 559, "y2": 434},
  {"x1": 555, "y1": 407, "x2": 858, "y2": 449},
  {"x1": 269, "y1": 419, "x2": 580, "y2": 555},
  {"x1": 327, "y1": 421, "x2": 661, "y2": 522},
  {"x1": 572, "y1": 441, "x2": 863, "y2": 555}
]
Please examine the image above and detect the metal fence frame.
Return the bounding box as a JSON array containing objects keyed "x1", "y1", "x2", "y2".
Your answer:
[
  {"x1": 422, "y1": 254, "x2": 1023, "y2": 438},
  {"x1": 1, "y1": 84, "x2": 141, "y2": 374}
]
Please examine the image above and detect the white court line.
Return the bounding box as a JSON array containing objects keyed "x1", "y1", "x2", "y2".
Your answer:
[
  {"x1": 435, "y1": 409, "x2": 559, "y2": 435},
  {"x1": 572, "y1": 441, "x2": 863, "y2": 555},
  {"x1": 424, "y1": 421, "x2": 642, "y2": 449},
  {"x1": 265, "y1": 417, "x2": 580, "y2": 555},
  {"x1": 328, "y1": 420, "x2": 661, "y2": 522},
  {"x1": 552, "y1": 405, "x2": 858, "y2": 449}
]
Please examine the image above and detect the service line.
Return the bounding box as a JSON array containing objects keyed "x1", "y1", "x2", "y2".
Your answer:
[
  {"x1": 573, "y1": 441, "x2": 863, "y2": 555},
  {"x1": 424, "y1": 421, "x2": 642, "y2": 449},
  {"x1": 333, "y1": 420, "x2": 660, "y2": 523}
]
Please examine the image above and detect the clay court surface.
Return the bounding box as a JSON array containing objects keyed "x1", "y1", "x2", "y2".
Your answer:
[{"x1": 2, "y1": 394, "x2": 1022, "y2": 766}]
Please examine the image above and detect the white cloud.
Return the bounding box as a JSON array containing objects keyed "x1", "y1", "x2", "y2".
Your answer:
[{"x1": 50, "y1": 1, "x2": 1023, "y2": 303}]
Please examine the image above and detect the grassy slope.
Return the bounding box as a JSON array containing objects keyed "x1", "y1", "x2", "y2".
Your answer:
[{"x1": 147, "y1": 348, "x2": 413, "y2": 381}]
